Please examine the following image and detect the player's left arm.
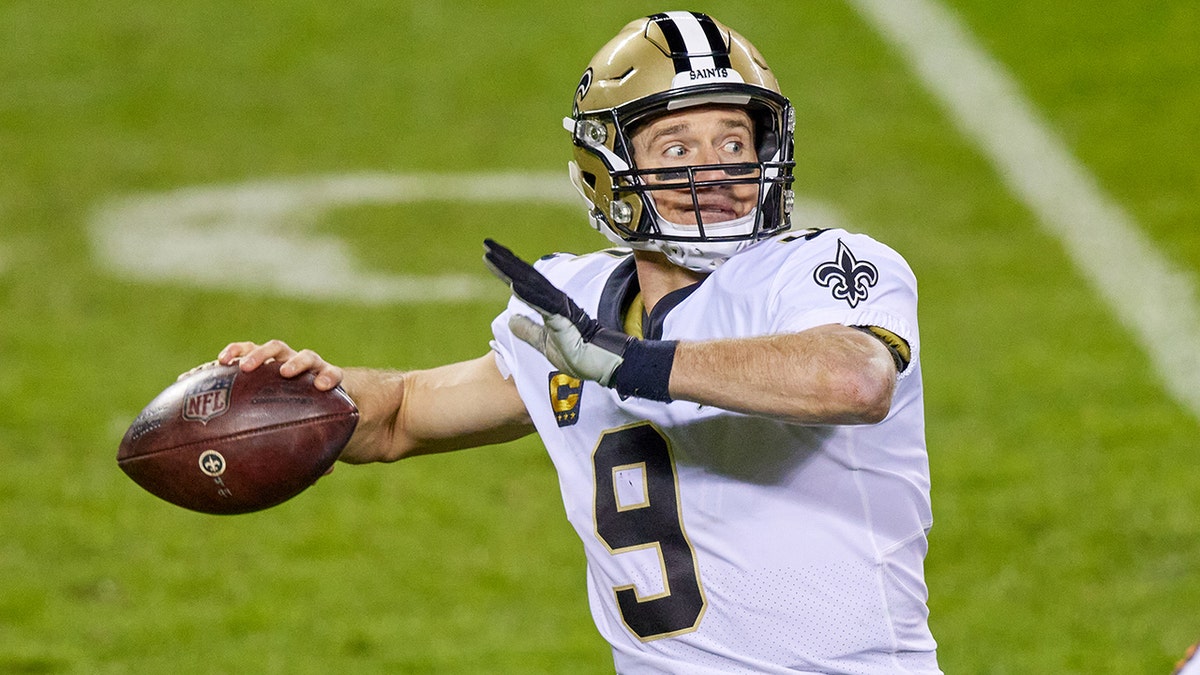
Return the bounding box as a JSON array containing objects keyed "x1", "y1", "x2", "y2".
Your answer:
[
  {"x1": 483, "y1": 239, "x2": 901, "y2": 425},
  {"x1": 667, "y1": 323, "x2": 897, "y2": 424}
]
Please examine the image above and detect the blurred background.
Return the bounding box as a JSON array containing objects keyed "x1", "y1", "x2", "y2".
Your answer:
[{"x1": 2, "y1": 1, "x2": 1197, "y2": 672}]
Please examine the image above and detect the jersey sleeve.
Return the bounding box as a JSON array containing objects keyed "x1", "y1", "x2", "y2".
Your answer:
[{"x1": 769, "y1": 232, "x2": 921, "y2": 376}]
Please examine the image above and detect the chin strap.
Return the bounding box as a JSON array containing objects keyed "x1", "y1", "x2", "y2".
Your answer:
[{"x1": 652, "y1": 208, "x2": 760, "y2": 272}]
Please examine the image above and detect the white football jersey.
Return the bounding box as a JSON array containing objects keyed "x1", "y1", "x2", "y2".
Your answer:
[{"x1": 491, "y1": 229, "x2": 941, "y2": 674}]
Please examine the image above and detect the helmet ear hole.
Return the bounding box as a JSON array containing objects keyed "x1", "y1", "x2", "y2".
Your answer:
[{"x1": 582, "y1": 171, "x2": 598, "y2": 189}]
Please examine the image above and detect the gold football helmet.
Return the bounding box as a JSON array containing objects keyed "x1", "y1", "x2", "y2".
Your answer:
[{"x1": 566, "y1": 11, "x2": 795, "y2": 271}]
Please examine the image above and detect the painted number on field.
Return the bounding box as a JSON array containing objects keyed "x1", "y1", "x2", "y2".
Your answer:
[
  {"x1": 87, "y1": 172, "x2": 577, "y2": 304},
  {"x1": 88, "y1": 172, "x2": 849, "y2": 305}
]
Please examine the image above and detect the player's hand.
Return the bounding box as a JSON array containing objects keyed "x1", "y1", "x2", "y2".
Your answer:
[
  {"x1": 218, "y1": 340, "x2": 345, "y2": 392},
  {"x1": 483, "y1": 239, "x2": 677, "y2": 401}
]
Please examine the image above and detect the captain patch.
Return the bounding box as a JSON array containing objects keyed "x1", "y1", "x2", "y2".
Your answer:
[{"x1": 549, "y1": 371, "x2": 584, "y2": 427}]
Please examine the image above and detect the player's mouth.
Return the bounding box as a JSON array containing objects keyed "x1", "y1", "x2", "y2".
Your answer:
[
  {"x1": 651, "y1": 190, "x2": 752, "y2": 225},
  {"x1": 692, "y1": 195, "x2": 745, "y2": 223}
]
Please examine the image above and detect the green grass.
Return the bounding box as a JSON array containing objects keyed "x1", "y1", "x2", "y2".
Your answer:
[{"x1": 2, "y1": 1, "x2": 1198, "y2": 672}]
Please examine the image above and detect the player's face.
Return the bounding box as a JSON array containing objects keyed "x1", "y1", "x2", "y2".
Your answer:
[{"x1": 630, "y1": 106, "x2": 760, "y2": 226}]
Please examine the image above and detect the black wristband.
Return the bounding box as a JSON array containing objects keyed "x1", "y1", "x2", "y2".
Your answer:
[{"x1": 611, "y1": 339, "x2": 678, "y2": 402}]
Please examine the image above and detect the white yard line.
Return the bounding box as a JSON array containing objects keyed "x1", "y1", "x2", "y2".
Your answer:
[{"x1": 848, "y1": 0, "x2": 1200, "y2": 421}]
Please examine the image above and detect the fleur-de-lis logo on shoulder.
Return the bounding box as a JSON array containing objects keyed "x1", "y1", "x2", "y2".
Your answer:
[{"x1": 813, "y1": 239, "x2": 879, "y2": 308}]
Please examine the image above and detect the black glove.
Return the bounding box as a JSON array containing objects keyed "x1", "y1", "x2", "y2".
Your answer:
[{"x1": 483, "y1": 239, "x2": 676, "y2": 401}]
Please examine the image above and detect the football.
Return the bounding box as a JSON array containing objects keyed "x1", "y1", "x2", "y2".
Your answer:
[{"x1": 117, "y1": 360, "x2": 359, "y2": 515}]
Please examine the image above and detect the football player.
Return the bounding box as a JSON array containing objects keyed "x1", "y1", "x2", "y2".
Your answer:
[{"x1": 221, "y1": 11, "x2": 941, "y2": 673}]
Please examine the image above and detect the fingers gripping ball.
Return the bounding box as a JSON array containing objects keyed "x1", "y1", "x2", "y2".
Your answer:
[{"x1": 117, "y1": 361, "x2": 358, "y2": 515}]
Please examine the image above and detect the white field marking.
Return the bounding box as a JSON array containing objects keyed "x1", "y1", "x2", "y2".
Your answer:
[
  {"x1": 89, "y1": 171, "x2": 848, "y2": 305},
  {"x1": 89, "y1": 172, "x2": 578, "y2": 304},
  {"x1": 849, "y1": 0, "x2": 1200, "y2": 421}
]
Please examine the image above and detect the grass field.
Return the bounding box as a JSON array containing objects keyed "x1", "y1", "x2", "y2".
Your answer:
[{"x1": 2, "y1": 1, "x2": 1198, "y2": 672}]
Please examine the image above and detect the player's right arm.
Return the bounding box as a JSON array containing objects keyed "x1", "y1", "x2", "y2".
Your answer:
[{"x1": 219, "y1": 340, "x2": 535, "y2": 463}]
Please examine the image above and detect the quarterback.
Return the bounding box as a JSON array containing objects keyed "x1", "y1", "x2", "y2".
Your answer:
[{"x1": 221, "y1": 11, "x2": 941, "y2": 674}]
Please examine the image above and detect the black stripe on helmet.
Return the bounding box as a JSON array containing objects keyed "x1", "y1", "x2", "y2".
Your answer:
[
  {"x1": 648, "y1": 13, "x2": 692, "y2": 74},
  {"x1": 691, "y1": 12, "x2": 732, "y2": 70}
]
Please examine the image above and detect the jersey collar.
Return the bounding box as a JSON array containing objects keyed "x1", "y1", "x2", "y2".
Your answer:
[{"x1": 597, "y1": 256, "x2": 704, "y2": 340}]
